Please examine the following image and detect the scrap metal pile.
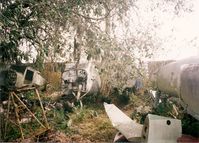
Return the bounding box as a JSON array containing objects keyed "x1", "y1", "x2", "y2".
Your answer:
[
  {"x1": 1, "y1": 57, "x2": 199, "y2": 142},
  {"x1": 0, "y1": 62, "x2": 101, "y2": 141},
  {"x1": 104, "y1": 56, "x2": 199, "y2": 142},
  {"x1": 0, "y1": 65, "x2": 48, "y2": 141}
]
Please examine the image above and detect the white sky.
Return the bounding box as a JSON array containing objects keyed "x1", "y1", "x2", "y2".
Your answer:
[
  {"x1": 114, "y1": 0, "x2": 199, "y2": 61},
  {"x1": 137, "y1": 0, "x2": 199, "y2": 60}
]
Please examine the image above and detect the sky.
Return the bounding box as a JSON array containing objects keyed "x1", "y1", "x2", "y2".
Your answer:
[
  {"x1": 136, "y1": 0, "x2": 199, "y2": 60},
  {"x1": 114, "y1": 0, "x2": 199, "y2": 61}
]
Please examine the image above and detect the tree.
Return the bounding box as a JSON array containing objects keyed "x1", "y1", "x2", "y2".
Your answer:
[
  {"x1": 0, "y1": 0, "x2": 85, "y2": 63},
  {"x1": 0, "y1": 0, "x2": 194, "y2": 92}
]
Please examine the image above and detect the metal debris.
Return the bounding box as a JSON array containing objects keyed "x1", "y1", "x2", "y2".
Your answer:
[
  {"x1": 0, "y1": 65, "x2": 46, "y2": 90},
  {"x1": 104, "y1": 103, "x2": 143, "y2": 142},
  {"x1": 143, "y1": 114, "x2": 181, "y2": 143},
  {"x1": 156, "y1": 57, "x2": 199, "y2": 120}
]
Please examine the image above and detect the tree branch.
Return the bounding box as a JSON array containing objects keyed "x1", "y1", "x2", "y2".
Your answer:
[{"x1": 71, "y1": 2, "x2": 112, "y2": 21}]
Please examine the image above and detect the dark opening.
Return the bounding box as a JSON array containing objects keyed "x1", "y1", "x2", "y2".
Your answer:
[
  {"x1": 24, "y1": 69, "x2": 34, "y2": 84},
  {"x1": 64, "y1": 80, "x2": 69, "y2": 84},
  {"x1": 144, "y1": 126, "x2": 148, "y2": 132},
  {"x1": 167, "y1": 120, "x2": 171, "y2": 125}
]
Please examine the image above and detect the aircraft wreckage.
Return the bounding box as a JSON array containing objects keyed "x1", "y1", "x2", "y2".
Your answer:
[
  {"x1": 0, "y1": 65, "x2": 46, "y2": 90},
  {"x1": 0, "y1": 64, "x2": 49, "y2": 140},
  {"x1": 104, "y1": 56, "x2": 199, "y2": 143},
  {"x1": 61, "y1": 62, "x2": 101, "y2": 103}
]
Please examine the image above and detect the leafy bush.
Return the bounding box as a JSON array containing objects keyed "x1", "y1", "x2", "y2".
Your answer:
[
  {"x1": 109, "y1": 87, "x2": 130, "y2": 106},
  {"x1": 47, "y1": 109, "x2": 69, "y2": 132},
  {"x1": 181, "y1": 114, "x2": 199, "y2": 137}
]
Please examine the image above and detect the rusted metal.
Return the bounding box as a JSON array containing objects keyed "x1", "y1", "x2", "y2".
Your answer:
[
  {"x1": 3, "y1": 87, "x2": 49, "y2": 140},
  {"x1": 11, "y1": 92, "x2": 24, "y2": 139},
  {"x1": 35, "y1": 88, "x2": 49, "y2": 128},
  {"x1": 12, "y1": 91, "x2": 46, "y2": 128}
]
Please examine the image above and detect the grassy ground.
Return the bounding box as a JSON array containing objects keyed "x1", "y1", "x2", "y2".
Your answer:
[
  {"x1": 1, "y1": 86, "x2": 152, "y2": 142},
  {"x1": 38, "y1": 104, "x2": 118, "y2": 142},
  {"x1": 42, "y1": 92, "x2": 152, "y2": 142},
  {"x1": 67, "y1": 106, "x2": 117, "y2": 142}
]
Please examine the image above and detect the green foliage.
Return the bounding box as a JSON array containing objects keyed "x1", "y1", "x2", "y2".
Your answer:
[
  {"x1": 151, "y1": 95, "x2": 199, "y2": 137},
  {"x1": 0, "y1": 0, "x2": 36, "y2": 62},
  {"x1": 117, "y1": 93, "x2": 130, "y2": 105},
  {"x1": 108, "y1": 87, "x2": 131, "y2": 106},
  {"x1": 3, "y1": 123, "x2": 21, "y2": 141},
  {"x1": 69, "y1": 107, "x2": 99, "y2": 124},
  {"x1": 152, "y1": 101, "x2": 173, "y2": 117},
  {"x1": 24, "y1": 90, "x2": 35, "y2": 98},
  {"x1": 72, "y1": 110, "x2": 86, "y2": 123},
  {"x1": 47, "y1": 108, "x2": 69, "y2": 132},
  {"x1": 0, "y1": 0, "x2": 86, "y2": 63},
  {"x1": 181, "y1": 114, "x2": 199, "y2": 137},
  {"x1": 33, "y1": 55, "x2": 44, "y2": 71}
]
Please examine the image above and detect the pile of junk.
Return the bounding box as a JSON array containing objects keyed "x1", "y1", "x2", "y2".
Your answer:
[{"x1": 104, "y1": 57, "x2": 199, "y2": 143}]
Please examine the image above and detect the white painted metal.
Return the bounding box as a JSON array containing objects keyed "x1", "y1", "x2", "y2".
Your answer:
[
  {"x1": 104, "y1": 103, "x2": 143, "y2": 142},
  {"x1": 143, "y1": 114, "x2": 182, "y2": 143},
  {"x1": 156, "y1": 57, "x2": 199, "y2": 119}
]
